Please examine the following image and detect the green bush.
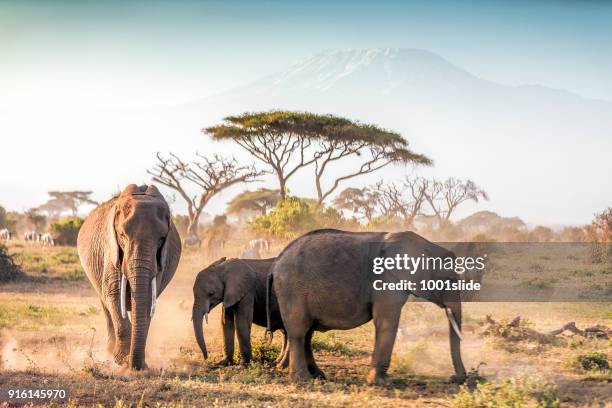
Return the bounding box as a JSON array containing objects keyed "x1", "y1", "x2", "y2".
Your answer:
[
  {"x1": 53, "y1": 249, "x2": 80, "y2": 264},
  {"x1": 50, "y1": 217, "x2": 84, "y2": 246},
  {"x1": 0, "y1": 205, "x2": 17, "y2": 230},
  {"x1": 63, "y1": 268, "x2": 86, "y2": 281},
  {"x1": 0, "y1": 244, "x2": 22, "y2": 282},
  {"x1": 250, "y1": 339, "x2": 280, "y2": 365},
  {"x1": 249, "y1": 197, "x2": 318, "y2": 239},
  {"x1": 311, "y1": 332, "x2": 356, "y2": 356}
]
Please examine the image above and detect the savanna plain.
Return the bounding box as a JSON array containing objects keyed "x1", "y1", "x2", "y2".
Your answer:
[{"x1": 0, "y1": 239, "x2": 610, "y2": 407}]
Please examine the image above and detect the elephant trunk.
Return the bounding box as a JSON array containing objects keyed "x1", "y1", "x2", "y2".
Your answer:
[
  {"x1": 192, "y1": 301, "x2": 208, "y2": 359},
  {"x1": 446, "y1": 301, "x2": 466, "y2": 381},
  {"x1": 128, "y1": 263, "x2": 153, "y2": 370}
]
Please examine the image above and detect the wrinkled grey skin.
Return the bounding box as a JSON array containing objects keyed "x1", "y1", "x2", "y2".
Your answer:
[
  {"x1": 77, "y1": 184, "x2": 181, "y2": 370},
  {"x1": 192, "y1": 257, "x2": 287, "y2": 367},
  {"x1": 271, "y1": 229, "x2": 466, "y2": 384}
]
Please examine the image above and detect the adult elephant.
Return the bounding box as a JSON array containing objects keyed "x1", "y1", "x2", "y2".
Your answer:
[
  {"x1": 270, "y1": 229, "x2": 466, "y2": 384},
  {"x1": 77, "y1": 184, "x2": 181, "y2": 370}
]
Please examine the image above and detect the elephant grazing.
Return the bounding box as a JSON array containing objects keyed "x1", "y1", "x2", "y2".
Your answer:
[
  {"x1": 270, "y1": 229, "x2": 466, "y2": 384},
  {"x1": 77, "y1": 184, "x2": 181, "y2": 370},
  {"x1": 192, "y1": 257, "x2": 287, "y2": 367}
]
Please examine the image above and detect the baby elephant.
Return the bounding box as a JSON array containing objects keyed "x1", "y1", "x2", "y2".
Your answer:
[{"x1": 192, "y1": 257, "x2": 287, "y2": 366}]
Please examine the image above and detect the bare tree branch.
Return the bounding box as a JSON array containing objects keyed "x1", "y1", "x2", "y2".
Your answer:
[{"x1": 148, "y1": 152, "x2": 264, "y2": 238}]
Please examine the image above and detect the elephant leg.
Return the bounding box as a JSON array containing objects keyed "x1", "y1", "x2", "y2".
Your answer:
[
  {"x1": 103, "y1": 274, "x2": 131, "y2": 365},
  {"x1": 219, "y1": 307, "x2": 235, "y2": 366},
  {"x1": 284, "y1": 311, "x2": 312, "y2": 381},
  {"x1": 367, "y1": 302, "x2": 401, "y2": 385},
  {"x1": 108, "y1": 304, "x2": 131, "y2": 365},
  {"x1": 234, "y1": 300, "x2": 253, "y2": 366},
  {"x1": 101, "y1": 301, "x2": 115, "y2": 354},
  {"x1": 305, "y1": 329, "x2": 325, "y2": 379}
]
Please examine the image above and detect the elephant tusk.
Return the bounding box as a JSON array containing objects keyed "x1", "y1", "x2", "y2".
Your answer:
[
  {"x1": 203, "y1": 298, "x2": 210, "y2": 324},
  {"x1": 446, "y1": 307, "x2": 463, "y2": 341},
  {"x1": 150, "y1": 277, "x2": 157, "y2": 318},
  {"x1": 120, "y1": 273, "x2": 127, "y2": 319}
]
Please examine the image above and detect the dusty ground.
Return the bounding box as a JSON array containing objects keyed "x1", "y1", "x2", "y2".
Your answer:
[{"x1": 0, "y1": 241, "x2": 610, "y2": 407}]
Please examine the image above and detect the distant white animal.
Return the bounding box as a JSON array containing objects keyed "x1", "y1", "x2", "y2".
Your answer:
[
  {"x1": 41, "y1": 233, "x2": 54, "y2": 247},
  {"x1": 24, "y1": 231, "x2": 41, "y2": 243},
  {"x1": 239, "y1": 246, "x2": 261, "y2": 259},
  {"x1": 249, "y1": 238, "x2": 270, "y2": 252},
  {"x1": 0, "y1": 228, "x2": 11, "y2": 242},
  {"x1": 239, "y1": 238, "x2": 270, "y2": 259}
]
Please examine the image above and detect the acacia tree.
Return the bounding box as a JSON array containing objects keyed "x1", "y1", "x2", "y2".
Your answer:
[
  {"x1": 373, "y1": 176, "x2": 429, "y2": 228},
  {"x1": 227, "y1": 188, "x2": 280, "y2": 216},
  {"x1": 424, "y1": 178, "x2": 489, "y2": 223},
  {"x1": 205, "y1": 111, "x2": 320, "y2": 199},
  {"x1": 593, "y1": 207, "x2": 612, "y2": 242},
  {"x1": 312, "y1": 124, "x2": 431, "y2": 204},
  {"x1": 25, "y1": 209, "x2": 47, "y2": 232},
  {"x1": 148, "y1": 152, "x2": 263, "y2": 239},
  {"x1": 332, "y1": 187, "x2": 379, "y2": 223},
  {"x1": 204, "y1": 111, "x2": 431, "y2": 203},
  {"x1": 37, "y1": 191, "x2": 98, "y2": 218}
]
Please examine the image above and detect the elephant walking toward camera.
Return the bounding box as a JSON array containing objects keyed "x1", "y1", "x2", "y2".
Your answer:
[
  {"x1": 192, "y1": 257, "x2": 288, "y2": 367},
  {"x1": 77, "y1": 184, "x2": 181, "y2": 370},
  {"x1": 270, "y1": 229, "x2": 466, "y2": 384}
]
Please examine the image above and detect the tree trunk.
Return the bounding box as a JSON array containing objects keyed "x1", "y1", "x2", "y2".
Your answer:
[
  {"x1": 278, "y1": 177, "x2": 287, "y2": 200},
  {"x1": 315, "y1": 173, "x2": 324, "y2": 205},
  {"x1": 187, "y1": 209, "x2": 203, "y2": 238}
]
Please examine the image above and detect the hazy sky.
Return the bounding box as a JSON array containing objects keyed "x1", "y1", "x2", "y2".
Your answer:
[
  {"x1": 2, "y1": 0, "x2": 612, "y2": 109},
  {"x1": 1, "y1": 0, "x2": 611, "y2": 224}
]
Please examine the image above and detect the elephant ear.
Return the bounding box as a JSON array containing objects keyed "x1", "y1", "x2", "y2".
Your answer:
[
  {"x1": 106, "y1": 206, "x2": 121, "y2": 269},
  {"x1": 223, "y1": 262, "x2": 256, "y2": 308},
  {"x1": 158, "y1": 219, "x2": 181, "y2": 293}
]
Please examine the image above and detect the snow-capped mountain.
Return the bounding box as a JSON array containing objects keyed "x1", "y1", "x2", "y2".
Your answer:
[{"x1": 180, "y1": 48, "x2": 612, "y2": 224}]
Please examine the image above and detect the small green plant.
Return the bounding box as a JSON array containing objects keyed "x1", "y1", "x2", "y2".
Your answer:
[
  {"x1": 452, "y1": 375, "x2": 559, "y2": 408},
  {"x1": 250, "y1": 339, "x2": 280, "y2": 365},
  {"x1": 571, "y1": 269, "x2": 593, "y2": 277},
  {"x1": 82, "y1": 362, "x2": 109, "y2": 379},
  {"x1": 464, "y1": 363, "x2": 487, "y2": 389},
  {"x1": 493, "y1": 318, "x2": 532, "y2": 341},
  {"x1": 521, "y1": 276, "x2": 557, "y2": 289},
  {"x1": 575, "y1": 351, "x2": 610, "y2": 371},
  {"x1": 53, "y1": 250, "x2": 80, "y2": 264},
  {"x1": 569, "y1": 337, "x2": 585, "y2": 349},
  {"x1": 63, "y1": 268, "x2": 86, "y2": 281},
  {"x1": 311, "y1": 332, "x2": 355, "y2": 355}
]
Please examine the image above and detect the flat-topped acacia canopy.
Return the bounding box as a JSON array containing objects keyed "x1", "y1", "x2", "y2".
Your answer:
[{"x1": 204, "y1": 110, "x2": 432, "y2": 202}]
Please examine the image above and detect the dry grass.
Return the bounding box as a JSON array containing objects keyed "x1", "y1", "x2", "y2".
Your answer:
[{"x1": 0, "y1": 241, "x2": 610, "y2": 407}]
